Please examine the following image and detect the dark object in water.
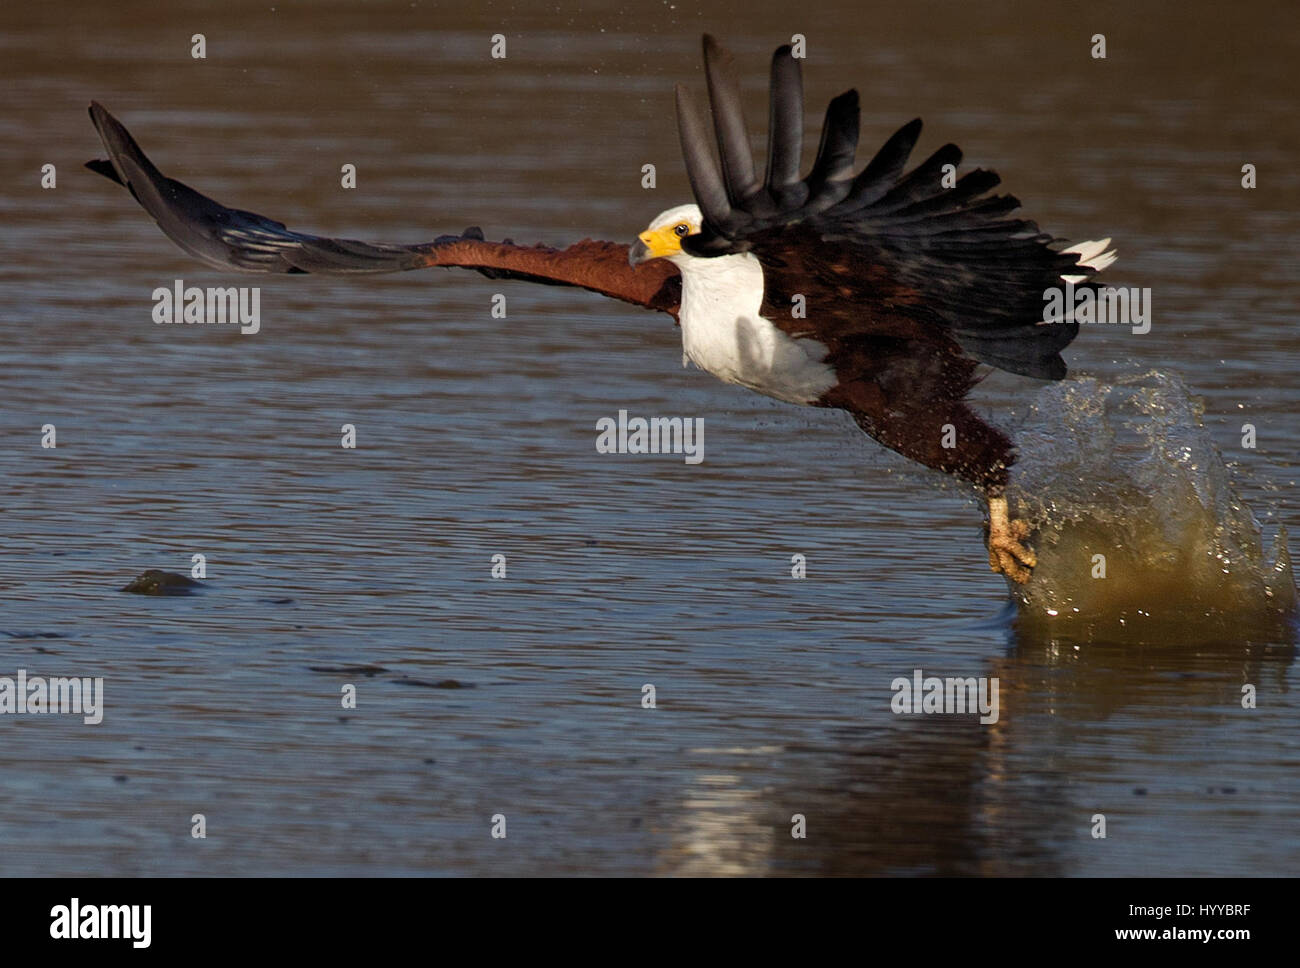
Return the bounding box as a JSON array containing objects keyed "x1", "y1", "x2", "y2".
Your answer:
[
  {"x1": 308, "y1": 664, "x2": 389, "y2": 677},
  {"x1": 121, "y1": 569, "x2": 203, "y2": 595},
  {"x1": 393, "y1": 677, "x2": 475, "y2": 690}
]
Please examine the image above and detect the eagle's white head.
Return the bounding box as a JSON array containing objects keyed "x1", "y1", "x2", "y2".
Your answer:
[{"x1": 629, "y1": 204, "x2": 703, "y2": 267}]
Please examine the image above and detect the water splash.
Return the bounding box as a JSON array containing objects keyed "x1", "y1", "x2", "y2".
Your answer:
[{"x1": 1006, "y1": 369, "x2": 1296, "y2": 644}]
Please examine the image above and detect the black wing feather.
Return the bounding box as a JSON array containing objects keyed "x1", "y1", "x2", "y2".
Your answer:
[
  {"x1": 702, "y1": 35, "x2": 761, "y2": 205},
  {"x1": 674, "y1": 84, "x2": 736, "y2": 241},
  {"x1": 765, "y1": 45, "x2": 805, "y2": 206},
  {"x1": 843, "y1": 118, "x2": 922, "y2": 209},
  {"x1": 86, "y1": 101, "x2": 432, "y2": 275},
  {"x1": 802, "y1": 90, "x2": 860, "y2": 214}
]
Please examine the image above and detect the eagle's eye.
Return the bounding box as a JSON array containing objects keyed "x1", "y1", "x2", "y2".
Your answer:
[{"x1": 673, "y1": 223, "x2": 690, "y2": 237}]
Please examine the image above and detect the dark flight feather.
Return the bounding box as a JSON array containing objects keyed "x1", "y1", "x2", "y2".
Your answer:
[
  {"x1": 764, "y1": 45, "x2": 805, "y2": 206},
  {"x1": 702, "y1": 34, "x2": 761, "y2": 205}
]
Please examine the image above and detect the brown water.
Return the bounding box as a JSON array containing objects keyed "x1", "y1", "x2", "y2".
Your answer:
[{"x1": 1, "y1": 0, "x2": 1297, "y2": 876}]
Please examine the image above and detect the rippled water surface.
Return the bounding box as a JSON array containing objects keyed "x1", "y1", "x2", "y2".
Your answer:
[{"x1": 1, "y1": 0, "x2": 1298, "y2": 875}]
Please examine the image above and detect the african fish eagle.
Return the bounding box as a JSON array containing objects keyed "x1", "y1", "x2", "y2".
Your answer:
[{"x1": 85, "y1": 35, "x2": 1116, "y2": 584}]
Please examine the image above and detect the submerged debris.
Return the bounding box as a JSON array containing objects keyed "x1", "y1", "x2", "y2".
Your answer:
[
  {"x1": 120, "y1": 569, "x2": 204, "y2": 595},
  {"x1": 307, "y1": 664, "x2": 389, "y2": 677}
]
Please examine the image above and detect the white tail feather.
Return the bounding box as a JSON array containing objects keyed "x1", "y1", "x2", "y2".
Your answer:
[{"x1": 1061, "y1": 237, "x2": 1118, "y2": 284}]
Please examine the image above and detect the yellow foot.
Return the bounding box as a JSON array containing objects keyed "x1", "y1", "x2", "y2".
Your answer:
[{"x1": 987, "y1": 496, "x2": 1036, "y2": 585}]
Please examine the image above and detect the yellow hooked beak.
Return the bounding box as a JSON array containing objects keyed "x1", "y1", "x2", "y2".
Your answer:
[{"x1": 629, "y1": 224, "x2": 688, "y2": 265}]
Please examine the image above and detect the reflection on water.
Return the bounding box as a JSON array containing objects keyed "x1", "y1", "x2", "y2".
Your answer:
[
  {"x1": 1, "y1": 0, "x2": 1298, "y2": 876},
  {"x1": 659, "y1": 635, "x2": 1296, "y2": 877}
]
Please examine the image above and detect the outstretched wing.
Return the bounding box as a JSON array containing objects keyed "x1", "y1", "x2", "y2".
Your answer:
[
  {"x1": 86, "y1": 102, "x2": 681, "y2": 317},
  {"x1": 675, "y1": 36, "x2": 1116, "y2": 379}
]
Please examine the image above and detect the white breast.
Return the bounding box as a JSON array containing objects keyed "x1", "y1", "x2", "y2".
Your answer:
[{"x1": 674, "y1": 251, "x2": 837, "y2": 406}]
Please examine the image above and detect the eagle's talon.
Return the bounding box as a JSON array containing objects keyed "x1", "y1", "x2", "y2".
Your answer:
[{"x1": 987, "y1": 496, "x2": 1036, "y2": 584}]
